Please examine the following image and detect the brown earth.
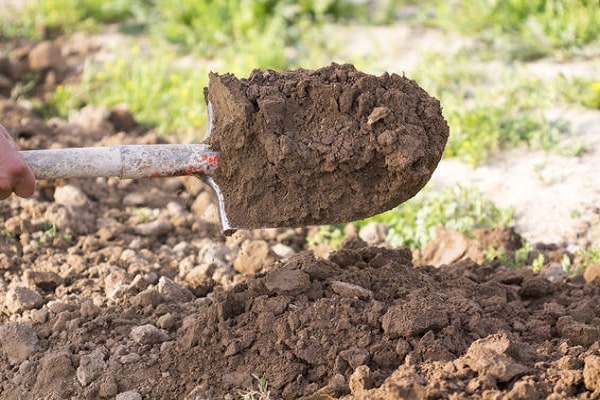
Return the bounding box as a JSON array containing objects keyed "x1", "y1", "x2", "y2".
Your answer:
[
  {"x1": 206, "y1": 64, "x2": 448, "y2": 229},
  {"x1": 1, "y1": 38, "x2": 600, "y2": 400}
]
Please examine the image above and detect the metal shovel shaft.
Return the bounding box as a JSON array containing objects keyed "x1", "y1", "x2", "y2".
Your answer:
[{"x1": 20, "y1": 144, "x2": 220, "y2": 180}]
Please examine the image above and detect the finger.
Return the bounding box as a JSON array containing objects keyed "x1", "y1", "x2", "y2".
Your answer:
[
  {"x1": 0, "y1": 124, "x2": 16, "y2": 149},
  {"x1": 13, "y1": 178, "x2": 36, "y2": 198}
]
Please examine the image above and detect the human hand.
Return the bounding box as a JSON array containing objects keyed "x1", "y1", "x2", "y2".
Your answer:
[{"x1": 0, "y1": 123, "x2": 36, "y2": 200}]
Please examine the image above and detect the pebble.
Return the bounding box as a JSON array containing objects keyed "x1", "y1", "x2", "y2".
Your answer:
[
  {"x1": 5, "y1": 286, "x2": 44, "y2": 314},
  {"x1": 540, "y1": 262, "x2": 567, "y2": 283},
  {"x1": 134, "y1": 219, "x2": 173, "y2": 237},
  {"x1": 76, "y1": 348, "x2": 106, "y2": 386},
  {"x1": 330, "y1": 280, "x2": 373, "y2": 300},
  {"x1": 123, "y1": 192, "x2": 146, "y2": 206},
  {"x1": 116, "y1": 390, "x2": 142, "y2": 400},
  {"x1": 233, "y1": 239, "x2": 273, "y2": 274},
  {"x1": 131, "y1": 287, "x2": 163, "y2": 308},
  {"x1": 130, "y1": 324, "x2": 170, "y2": 345},
  {"x1": 157, "y1": 276, "x2": 194, "y2": 303},
  {"x1": 156, "y1": 313, "x2": 176, "y2": 330},
  {"x1": 54, "y1": 185, "x2": 89, "y2": 207},
  {"x1": 358, "y1": 222, "x2": 388, "y2": 245},
  {"x1": 0, "y1": 322, "x2": 39, "y2": 365},
  {"x1": 461, "y1": 334, "x2": 529, "y2": 382},
  {"x1": 271, "y1": 243, "x2": 296, "y2": 259},
  {"x1": 23, "y1": 270, "x2": 64, "y2": 291}
]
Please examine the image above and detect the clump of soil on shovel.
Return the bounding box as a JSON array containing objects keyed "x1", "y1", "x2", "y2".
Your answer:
[{"x1": 205, "y1": 63, "x2": 449, "y2": 229}]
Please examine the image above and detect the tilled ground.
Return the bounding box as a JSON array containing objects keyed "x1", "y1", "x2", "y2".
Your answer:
[{"x1": 1, "y1": 37, "x2": 600, "y2": 400}]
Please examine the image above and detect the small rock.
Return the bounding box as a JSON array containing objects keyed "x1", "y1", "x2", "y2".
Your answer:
[
  {"x1": 367, "y1": 106, "x2": 390, "y2": 125},
  {"x1": 461, "y1": 334, "x2": 529, "y2": 382},
  {"x1": 348, "y1": 365, "x2": 373, "y2": 394},
  {"x1": 156, "y1": 313, "x2": 176, "y2": 330},
  {"x1": 420, "y1": 227, "x2": 470, "y2": 266},
  {"x1": 191, "y1": 191, "x2": 213, "y2": 216},
  {"x1": 130, "y1": 324, "x2": 169, "y2": 345},
  {"x1": 76, "y1": 348, "x2": 106, "y2": 386},
  {"x1": 23, "y1": 270, "x2": 64, "y2": 291},
  {"x1": 104, "y1": 267, "x2": 129, "y2": 296},
  {"x1": 157, "y1": 276, "x2": 194, "y2": 303},
  {"x1": 99, "y1": 377, "x2": 119, "y2": 398},
  {"x1": 123, "y1": 192, "x2": 146, "y2": 206},
  {"x1": 265, "y1": 269, "x2": 311, "y2": 295},
  {"x1": 5, "y1": 286, "x2": 44, "y2": 314},
  {"x1": 584, "y1": 355, "x2": 600, "y2": 391},
  {"x1": 358, "y1": 222, "x2": 388, "y2": 245},
  {"x1": 330, "y1": 280, "x2": 372, "y2": 300},
  {"x1": 54, "y1": 185, "x2": 89, "y2": 207},
  {"x1": 0, "y1": 322, "x2": 39, "y2": 365},
  {"x1": 28, "y1": 41, "x2": 66, "y2": 73},
  {"x1": 271, "y1": 243, "x2": 296, "y2": 259},
  {"x1": 233, "y1": 239, "x2": 273, "y2": 274},
  {"x1": 116, "y1": 390, "x2": 142, "y2": 400},
  {"x1": 556, "y1": 316, "x2": 600, "y2": 346},
  {"x1": 583, "y1": 263, "x2": 600, "y2": 283},
  {"x1": 134, "y1": 219, "x2": 173, "y2": 237},
  {"x1": 131, "y1": 287, "x2": 163, "y2": 307},
  {"x1": 540, "y1": 262, "x2": 567, "y2": 283}
]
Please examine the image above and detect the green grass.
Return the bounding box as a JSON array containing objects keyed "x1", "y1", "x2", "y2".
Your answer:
[
  {"x1": 560, "y1": 77, "x2": 600, "y2": 110},
  {"x1": 309, "y1": 185, "x2": 514, "y2": 250},
  {"x1": 0, "y1": 0, "x2": 140, "y2": 38},
  {"x1": 44, "y1": 50, "x2": 210, "y2": 139},
  {"x1": 430, "y1": 0, "x2": 600, "y2": 60},
  {"x1": 411, "y1": 53, "x2": 576, "y2": 165}
]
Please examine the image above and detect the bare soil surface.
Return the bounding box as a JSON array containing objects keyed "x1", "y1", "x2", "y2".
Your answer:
[
  {"x1": 206, "y1": 64, "x2": 448, "y2": 229},
  {"x1": 1, "y1": 34, "x2": 600, "y2": 400}
]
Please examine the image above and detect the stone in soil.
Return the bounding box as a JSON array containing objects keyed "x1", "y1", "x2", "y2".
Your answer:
[{"x1": 205, "y1": 63, "x2": 448, "y2": 229}]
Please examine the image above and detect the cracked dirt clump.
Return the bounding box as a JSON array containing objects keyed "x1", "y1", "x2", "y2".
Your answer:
[{"x1": 205, "y1": 63, "x2": 449, "y2": 229}]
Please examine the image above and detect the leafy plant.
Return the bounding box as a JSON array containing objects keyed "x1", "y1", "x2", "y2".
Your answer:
[
  {"x1": 372, "y1": 185, "x2": 513, "y2": 249},
  {"x1": 238, "y1": 374, "x2": 271, "y2": 400}
]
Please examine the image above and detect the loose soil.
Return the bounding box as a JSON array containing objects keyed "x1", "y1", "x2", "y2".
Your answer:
[
  {"x1": 1, "y1": 36, "x2": 600, "y2": 400},
  {"x1": 206, "y1": 64, "x2": 448, "y2": 229}
]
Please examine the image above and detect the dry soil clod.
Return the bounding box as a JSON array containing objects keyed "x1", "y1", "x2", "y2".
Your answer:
[{"x1": 205, "y1": 63, "x2": 449, "y2": 229}]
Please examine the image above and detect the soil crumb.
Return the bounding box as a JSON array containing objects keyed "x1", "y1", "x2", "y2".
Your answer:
[{"x1": 205, "y1": 63, "x2": 449, "y2": 229}]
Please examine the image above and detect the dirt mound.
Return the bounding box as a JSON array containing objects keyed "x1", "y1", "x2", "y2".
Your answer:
[{"x1": 206, "y1": 63, "x2": 449, "y2": 229}]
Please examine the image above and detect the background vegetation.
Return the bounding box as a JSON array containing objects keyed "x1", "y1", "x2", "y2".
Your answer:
[{"x1": 1, "y1": 0, "x2": 599, "y2": 255}]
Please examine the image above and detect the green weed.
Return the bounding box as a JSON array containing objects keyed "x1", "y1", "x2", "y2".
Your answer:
[
  {"x1": 45, "y1": 51, "x2": 209, "y2": 139},
  {"x1": 308, "y1": 185, "x2": 513, "y2": 250},
  {"x1": 0, "y1": 0, "x2": 141, "y2": 38},
  {"x1": 560, "y1": 77, "x2": 600, "y2": 110},
  {"x1": 412, "y1": 53, "x2": 574, "y2": 165},
  {"x1": 431, "y1": 0, "x2": 600, "y2": 60},
  {"x1": 237, "y1": 374, "x2": 271, "y2": 400}
]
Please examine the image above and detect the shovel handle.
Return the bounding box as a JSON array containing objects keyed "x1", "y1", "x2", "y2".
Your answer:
[{"x1": 20, "y1": 144, "x2": 220, "y2": 180}]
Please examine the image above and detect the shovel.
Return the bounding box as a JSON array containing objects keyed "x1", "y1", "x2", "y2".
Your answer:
[{"x1": 19, "y1": 65, "x2": 449, "y2": 235}]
